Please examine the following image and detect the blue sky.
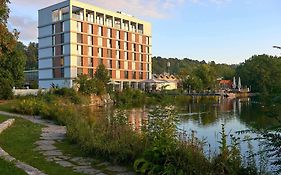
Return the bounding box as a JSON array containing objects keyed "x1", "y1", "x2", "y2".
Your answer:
[{"x1": 8, "y1": 0, "x2": 281, "y2": 64}]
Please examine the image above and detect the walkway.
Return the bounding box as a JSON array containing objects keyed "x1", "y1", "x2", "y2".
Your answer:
[
  {"x1": 0, "y1": 118, "x2": 47, "y2": 175},
  {"x1": 0, "y1": 111, "x2": 134, "y2": 175}
]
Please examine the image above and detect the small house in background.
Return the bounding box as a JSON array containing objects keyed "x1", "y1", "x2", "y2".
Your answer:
[
  {"x1": 153, "y1": 73, "x2": 178, "y2": 90},
  {"x1": 218, "y1": 80, "x2": 233, "y2": 90}
]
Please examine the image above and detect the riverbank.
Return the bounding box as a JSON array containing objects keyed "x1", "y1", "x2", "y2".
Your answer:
[{"x1": 0, "y1": 89, "x2": 275, "y2": 174}]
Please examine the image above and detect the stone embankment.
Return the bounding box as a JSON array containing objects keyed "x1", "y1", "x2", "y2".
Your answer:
[{"x1": 0, "y1": 118, "x2": 47, "y2": 175}]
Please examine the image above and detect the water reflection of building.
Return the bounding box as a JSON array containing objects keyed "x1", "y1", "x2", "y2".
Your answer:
[{"x1": 128, "y1": 108, "x2": 147, "y2": 131}]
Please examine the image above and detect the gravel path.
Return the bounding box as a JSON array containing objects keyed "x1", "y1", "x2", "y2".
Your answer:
[{"x1": 0, "y1": 111, "x2": 134, "y2": 175}]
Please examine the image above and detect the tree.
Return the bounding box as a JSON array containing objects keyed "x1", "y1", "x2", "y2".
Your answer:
[
  {"x1": 95, "y1": 64, "x2": 110, "y2": 84},
  {"x1": 25, "y1": 42, "x2": 38, "y2": 70},
  {"x1": 74, "y1": 64, "x2": 110, "y2": 95},
  {"x1": 236, "y1": 55, "x2": 281, "y2": 94},
  {"x1": 0, "y1": 0, "x2": 26, "y2": 98}
]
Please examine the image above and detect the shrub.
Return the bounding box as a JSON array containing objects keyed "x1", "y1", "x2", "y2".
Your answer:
[{"x1": 0, "y1": 76, "x2": 13, "y2": 100}]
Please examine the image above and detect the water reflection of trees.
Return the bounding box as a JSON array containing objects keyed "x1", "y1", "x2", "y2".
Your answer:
[{"x1": 87, "y1": 97, "x2": 276, "y2": 130}]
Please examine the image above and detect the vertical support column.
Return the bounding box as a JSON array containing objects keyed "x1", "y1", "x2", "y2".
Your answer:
[
  {"x1": 94, "y1": 11, "x2": 96, "y2": 23},
  {"x1": 83, "y1": 8, "x2": 86, "y2": 21}
]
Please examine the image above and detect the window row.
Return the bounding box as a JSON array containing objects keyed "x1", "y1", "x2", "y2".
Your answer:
[
  {"x1": 76, "y1": 57, "x2": 150, "y2": 71},
  {"x1": 77, "y1": 46, "x2": 151, "y2": 62},
  {"x1": 71, "y1": 6, "x2": 144, "y2": 34},
  {"x1": 76, "y1": 23, "x2": 150, "y2": 44},
  {"x1": 76, "y1": 68, "x2": 148, "y2": 80}
]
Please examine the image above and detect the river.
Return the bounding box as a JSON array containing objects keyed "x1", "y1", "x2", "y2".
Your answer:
[{"x1": 90, "y1": 97, "x2": 278, "y2": 172}]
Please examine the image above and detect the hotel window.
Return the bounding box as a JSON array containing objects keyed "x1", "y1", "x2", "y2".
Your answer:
[
  {"x1": 72, "y1": 6, "x2": 84, "y2": 20},
  {"x1": 124, "y1": 71, "x2": 129, "y2": 79},
  {"x1": 124, "y1": 52, "x2": 128, "y2": 60},
  {"x1": 123, "y1": 21, "x2": 129, "y2": 31},
  {"x1": 124, "y1": 32, "x2": 128, "y2": 41},
  {"x1": 107, "y1": 18, "x2": 113, "y2": 27},
  {"x1": 114, "y1": 18, "x2": 121, "y2": 29},
  {"x1": 52, "y1": 24, "x2": 56, "y2": 34},
  {"x1": 116, "y1": 51, "x2": 120, "y2": 59},
  {"x1": 88, "y1": 24, "x2": 93, "y2": 34},
  {"x1": 139, "y1": 72, "x2": 143, "y2": 79},
  {"x1": 107, "y1": 28, "x2": 112, "y2": 38},
  {"x1": 88, "y1": 69, "x2": 94, "y2": 77},
  {"x1": 132, "y1": 44, "x2": 136, "y2": 51},
  {"x1": 117, "y1": 61, "x2": 121, "y2": 69},
  {"x1": 88, "y1": 36, "x2": 93, "y2": 45},
  {"x1": 60, "y1": 57, "x2": 64, "y2": 66},
  {"x1": 147, "y1": 55, "x2": 150, "y2": 62},
  {"x1": 77, "y1": 34, "x2": 83, "y2": 43},
  {"x1": 52, "y1": 36, "x2": 56, "y2": 45},
  {"x1": 61, "y1": 34, "x2": 64, "y2": 43},
  {"x1": 140, "y1": 54, "x2": 142, "y2": 61},
  {"x1": 107, "y1": 39, "x2": 112, "y2": 48},
  {"x1": 77, "y1": 56, "x2": 83, "y2": 66},
  {"x1": 98, "y1": 58, "x2": 102, "y2": 65},
  {"x1": 146, "y1": 37, "x2": 149, "y2": 45},
  {"x1": 88, "y1": 47, "x2": 93, "y2": 56},
  {"x1": 77, "y1": 45, "x2": 83, "y2": 55},
  {"x1": 116, "y1": 31, "x2": 120, "y2": 39},
  {"x1": 98, "y1": 48, "x2": 103, "y2": 57},
  {"x1": 116, "y1": 41, "x2": 120, "y2": 49},
  {"x1": 124, "y1": 42, "x2": 128, "y2": 50},
  {"x1": 132, "y1": 71, "x2": 136, "y2": 79},
  {"x1": 98, "y1": 37, "x2": 103, "y2": 46},
  {"x1": 131, "y1": 23, "x2": 137, "y2": 32},
  {"x1": 61, "y1": 68, "x2": 64, "y2": 77},
  {"x1": 52, "y1": 47, "x2": 56, "y2": 56},
  {"x1": 109, "y1": 70, "x2": 112, "y2": 78},
  {"x1": 86, "y1": 10, "x2": 94, "y2": 23},
  {"x1": 96, "y1": 13, "x2": 104, "y2": 25},
  {"x1": 61, "y1": 22, "x2": 65, "y2": 32},
  {"x1": 108, "y1": 60, "x2": 113, "y2": 68},
  {"x1": 132, "y1": 53, "x2": 135, "y2": 61},
  {"x1": 77, "y1": 22, "x2": 82, "y2": 33},
  {"x1": 139, "y1": 45, "x2": 142, "y2": 52},
  {"x1": 98, "y1": 26, "x2": 103, "y2": 36},
  {"x1": 52, "y1": 9, "x2": 59, "y2": 22},
  {"x1": 107, "y1": 49, "x2": 112, "y2": 58},
  {"x1": 147, "y1": 63, "x2": 150, "y2": 71},
  {"x1": 61, "y1": 45, "x2": 64, "y2": 55},
  {"x1": 88, "y1": 58, "x2": 93, "y2": 67},
  {"x1": 77, "y1": 68, "x2": 83, "y2": 75}
]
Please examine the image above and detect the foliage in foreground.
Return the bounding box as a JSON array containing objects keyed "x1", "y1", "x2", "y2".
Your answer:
[{"x1": 10, "y1": 94, "x2": 266, "y2": 174}]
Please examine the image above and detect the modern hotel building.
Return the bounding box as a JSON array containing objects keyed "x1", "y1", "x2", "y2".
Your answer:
[{"x1": 38, "y1": 0, "x2": 152, "y2": 89}]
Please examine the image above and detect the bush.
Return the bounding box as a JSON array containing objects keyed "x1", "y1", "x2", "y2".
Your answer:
[
  {"x1": 53, "y1": 88, "x2": 83, "y2": 104},
  {"x1": 0, "y1": 77, "x2": 13, "y2": 100}
]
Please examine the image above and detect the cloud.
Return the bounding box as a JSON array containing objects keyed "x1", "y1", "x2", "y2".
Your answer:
[
  {"x1": 188, "y1": 0, "x2": 231, "y2": 5},
  {"x1": 10, "y1": 0, "x2": 187, "y2": 19},
  {"x1": 8, "y1": 15, "x2": 37, "y2": 42}
]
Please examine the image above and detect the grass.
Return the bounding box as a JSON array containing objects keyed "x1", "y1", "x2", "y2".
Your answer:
[
  {"x1": 0, "y1": 116, "x2": 84, "y2": 175},
  {"x1": 0, "y1": 114, "x2": 9, "y2": 123},
  {"x1": 55, "y1": 139, "x2": 133, "y2": 175},
  {"x1": 0, "y1": 100, "x2": 17, "y2": 112},
  {"x1": 0, "y1": 158, "x2": 27, "y2": 175}
]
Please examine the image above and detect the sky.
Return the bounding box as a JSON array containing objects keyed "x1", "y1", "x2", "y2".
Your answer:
[{"x1": 8, "y1": 0, "x2": 281, "y2": 64}]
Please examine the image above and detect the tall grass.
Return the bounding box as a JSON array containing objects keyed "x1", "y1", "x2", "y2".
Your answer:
[{"x1": 10, "y1": 91, "x2": 267, "y2": 174}]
